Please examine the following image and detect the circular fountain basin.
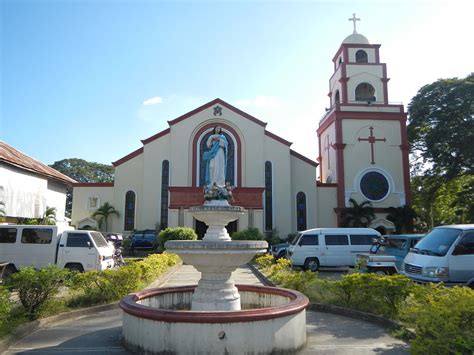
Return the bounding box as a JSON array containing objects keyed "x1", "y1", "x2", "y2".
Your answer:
[{"x1": 120, "y1": 284, "x2": 309, "y2": 354}]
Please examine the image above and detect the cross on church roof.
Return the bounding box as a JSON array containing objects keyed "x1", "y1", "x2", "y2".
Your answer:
[{"x1": 348, "y1": 13, "x2": 360, "y2": 34}]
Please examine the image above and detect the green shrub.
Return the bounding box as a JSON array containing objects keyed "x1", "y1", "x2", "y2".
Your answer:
[
  {"x1": 158, "y1": 227, "x2": 197, "y2": 250},
  {"x1": 8, "y1": 265, "x2": 69, "y2": 319},
  {"x1": 231, "y1": 227, "x2": 265, "y2": 240},
  {"x1": 255, "y1": 254, "x2": 274, "y2": 268},
  {"x1": 68, "y1": 253, "x2": 180, "y2": 306},
  {"x1": 332, "y1": 273, "x2": 414, "y2": 318},
  {"x1": 401, "y1": 284, "x2": 474, "y2": 354},
  {"x1": 0, "y1": 285, "x2": 12, "y2": 332},
  {"x1": 264, "y1": 228, "x2": 281, "y2": 245}
]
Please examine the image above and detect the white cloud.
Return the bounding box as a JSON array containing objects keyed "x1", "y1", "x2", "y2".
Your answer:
[{"x1": 142, "y1": 96, "x2": 163, "y2": 106}]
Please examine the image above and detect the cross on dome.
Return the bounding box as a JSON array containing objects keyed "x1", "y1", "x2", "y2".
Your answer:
[{"x1": 348, "y1": 13, "x2": 360, "y2": 34}]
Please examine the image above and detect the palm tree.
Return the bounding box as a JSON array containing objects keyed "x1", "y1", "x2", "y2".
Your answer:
[
  {"x1": 387, "y1": 205, "x2": 418, "y2": 234},
  {"x1": 0, "y1": 201, "x2": 5, "y2": 222},
  {"x1": 41, "y1": 206, "x2": 57, "y2": 225},
  {"x1": 340, "y1": 198, "x2": 375, "y2": 227},
  {"x1": 91, "y1": 202, "x2": 119, "y2": 232}
]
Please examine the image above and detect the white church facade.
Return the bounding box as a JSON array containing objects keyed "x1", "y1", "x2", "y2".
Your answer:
[{"x1": 71, "y1": 27, "x2": 411, "y2": 238}]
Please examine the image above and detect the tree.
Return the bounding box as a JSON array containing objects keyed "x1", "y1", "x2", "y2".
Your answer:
[
  {"x1": 91, "y1": 202, "x2": 119, "y2": 232},
  {"x1": 407, "y1": 73, "x2": 474, "y2": 179},
  {"x1": 50, "y1": 158, "x2": 114, "y2": 216},
  {"x1": 386, "y1": 205, "x2": 418, "y2": 234},
  {"x1": 340, "y1": 198, "x2": 375, "y2": 227},
  {"x1": 50, "y1": 158, "x2": 114, "y2": 183},
  {"x1": 411, "y1": 174, "x2": 474, "y2": 228},
  {"x1": 41, "y1": 206, "x2": 57, "y2": 225}
]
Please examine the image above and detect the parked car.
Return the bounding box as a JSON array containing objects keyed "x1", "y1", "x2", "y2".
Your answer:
[
  {"x1": 129, "y1": 229, "x2": 157, "y2": 250},
  {"x1": 270, "y1": 242, "x2": 290, "y2": 259},
  {"x1": 104, "y1": 233, "x2": 124, "y2": 248},
  {"x1": 357, "y1": 234, "x2": 424, "y2": 274},
  {"x1": 287, "y1": 228, "x2": 381, "y2": 271},
  {"x1": 0, "y1": 225, "x2": 114, "y2": 277},
  {"x1": 402, "y1": 224, "x2": 474, "y2": 288}
]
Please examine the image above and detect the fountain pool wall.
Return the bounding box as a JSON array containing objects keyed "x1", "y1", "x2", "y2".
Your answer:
[{"x1": 120, "y1": 284, "x2": 309, "y2": 354}]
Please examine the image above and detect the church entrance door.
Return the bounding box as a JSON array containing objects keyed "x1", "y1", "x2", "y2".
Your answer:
[{"x1": 194, "y1": 219, "x2": 238, "y2": 240}]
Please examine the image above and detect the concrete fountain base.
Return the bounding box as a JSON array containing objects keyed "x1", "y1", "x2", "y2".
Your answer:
[{"x1": 120, "y1": 284, "x2": 309, "y2": 354}]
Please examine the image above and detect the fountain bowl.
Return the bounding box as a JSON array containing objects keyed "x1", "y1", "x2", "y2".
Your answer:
[{"x1": 120, "y1": 284, "x2": 309, "y2": 354}]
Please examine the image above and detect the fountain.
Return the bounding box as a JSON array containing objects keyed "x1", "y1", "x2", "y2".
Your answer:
[{"x1": 119, "y1": 126, "x2": 308, "y2": 353}]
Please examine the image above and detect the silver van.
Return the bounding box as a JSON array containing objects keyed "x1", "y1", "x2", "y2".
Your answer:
[
  {"x1": 287, "y1": 228, "x2": 381, "y2": 271},
  {"x1": 403, "y1": 224, "x2": 474, "y2": 288}
]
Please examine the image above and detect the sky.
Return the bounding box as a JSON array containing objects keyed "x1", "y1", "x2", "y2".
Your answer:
[{"x1": 1, "y1": 0, "x2": 473, "y2": 169}]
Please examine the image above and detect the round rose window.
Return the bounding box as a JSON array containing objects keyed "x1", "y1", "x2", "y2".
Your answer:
[{"x1": 360, "y1": 171, "x2": 389, "y2": 201}]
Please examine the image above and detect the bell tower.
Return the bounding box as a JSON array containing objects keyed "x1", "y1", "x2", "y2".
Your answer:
[{"x1": 317, "y1": 14, "x2": 411, "y2": 227}]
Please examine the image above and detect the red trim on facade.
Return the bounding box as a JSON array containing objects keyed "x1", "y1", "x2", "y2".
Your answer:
[
  {"x1": 317, "y1": 132, "x2": 323, "y2": 179},
  {"x1": 73, "y1": 182, "x2": 114, "y2": 187},
  {"x1": 112, "y1": 147, "x2": 144, "y2": 167},
  {"x1": 119, "y1": 284, "x2": 309, "y2": 324},
  {"x1": 141, "y1": 128, "x2": 170, "y2": 145},
  {"x1": 191, "y1": 123, "x2": 242, "y2": 187},
  {"x1": 382, "y1": 64, "x2": 389, "y2": 104},
  {"x1": 399, "y1": 120, "x2": 412, "y2": 205},
  {"x1": 264, "y1": 130, "x2": 292, "y2": 147},
  {"x1": 290, "y1": 150, "x2": 318, "y2": 168},
  {"x1": 168, "y1": 187, "x2": 264, "y2": 209},
  {"x1": 168, "y1": 98, "x2": 267, "y2": 128},
  {"x1": 335, "y1": 118, "x2": 345, "y2": 226}
]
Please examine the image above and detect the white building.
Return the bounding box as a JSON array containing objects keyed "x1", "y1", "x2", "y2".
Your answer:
[
  {"x1": 71, "y1": 29, "x2": 410, "y2": 238},
  {"x1": 0, "y1": 141, "x2": 76, "y2": 224}
]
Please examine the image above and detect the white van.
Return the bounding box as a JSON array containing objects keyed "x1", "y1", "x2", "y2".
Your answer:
[
  {"x1": 403, "y1": 224, "x2": 474, "y2": 288},
  {"x1": 287, "y1": 228, "x2": 381, "y2": 271},
  {"x1": 0, "y1": 225, "x2": 114, "y2": 277}
]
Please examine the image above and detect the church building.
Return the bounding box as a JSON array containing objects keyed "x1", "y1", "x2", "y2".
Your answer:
[{"x1": 71, "y1": 22, "x2": 410, "y2": 238}]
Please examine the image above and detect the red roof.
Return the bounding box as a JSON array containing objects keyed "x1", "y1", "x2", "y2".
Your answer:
[{"x1": 0, "y1": 141, "x2": 76, "y2": 185}]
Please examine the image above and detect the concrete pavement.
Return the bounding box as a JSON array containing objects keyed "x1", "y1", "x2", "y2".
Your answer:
[{"x1": 4, "y1": 264, "x2": 409, "y2": 354}]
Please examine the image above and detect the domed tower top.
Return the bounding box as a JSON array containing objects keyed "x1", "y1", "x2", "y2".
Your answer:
[{"x1": 343, "y1": 13, "x2": 369, "y2": 44}]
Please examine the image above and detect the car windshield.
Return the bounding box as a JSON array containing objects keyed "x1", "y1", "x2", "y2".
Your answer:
[
  {"x1": 90, "y1": 232, "x2": 109, "y2": 248},
  {"x1": 291, "y1": 233, "x2": 302, "y2": 245},
  {"x1": 412, "y1": 228, "x2": 461, "y2": 256}
]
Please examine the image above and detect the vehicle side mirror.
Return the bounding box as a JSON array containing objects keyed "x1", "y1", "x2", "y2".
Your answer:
[{"x1": 87, "y1": 241, "x2": 92, "y2": 249}]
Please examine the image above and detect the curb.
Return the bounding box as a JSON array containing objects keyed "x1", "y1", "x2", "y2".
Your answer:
[
  {"x1": 0, "y1": 262, "x2": 182, "y2": 354},
  {"x1": 248, "y1": 262, "x2": 414, "y2": 337}
]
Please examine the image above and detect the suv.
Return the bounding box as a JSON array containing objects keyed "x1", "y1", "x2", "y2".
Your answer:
[{"x1": 129, "y1": 230, "x2": 157, "y2": 250}]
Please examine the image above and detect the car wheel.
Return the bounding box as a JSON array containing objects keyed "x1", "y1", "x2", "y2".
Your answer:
[
  {"x1": 304, "y1": 258, "x2": 319, "y2": 272},
  {"x1": 2, "y1": 265, "x2": 16, "y2": 280},
  {"x1": 374, "y1": 270, "x2": 387, "y2": 275}
]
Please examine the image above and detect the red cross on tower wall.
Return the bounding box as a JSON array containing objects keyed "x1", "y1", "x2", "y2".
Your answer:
[{"x1": 357, "y1": 127, "x2": 386, "y2": 164}]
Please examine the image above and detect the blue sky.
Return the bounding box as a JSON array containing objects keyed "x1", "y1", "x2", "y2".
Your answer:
[{"x1": 1, "y1": 0, "x2": 472, "y2": 167}]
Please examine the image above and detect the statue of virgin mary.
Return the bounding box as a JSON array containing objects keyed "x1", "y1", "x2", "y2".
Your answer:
[{"x1": 202, "y1": 126, "x2": 228, "y2": 187}]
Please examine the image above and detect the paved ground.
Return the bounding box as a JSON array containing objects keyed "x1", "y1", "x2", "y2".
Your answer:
[{"x1": 5, "y1": 265, "x2": 408, "y2": 354}]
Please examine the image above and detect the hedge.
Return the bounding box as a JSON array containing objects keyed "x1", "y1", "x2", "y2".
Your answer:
[
  {"x1": 254, "y1": 255, "x2": 474, "y2": 353},
  {"x1": 158, "y1": 227, "x2": 197, "y2": 250}
]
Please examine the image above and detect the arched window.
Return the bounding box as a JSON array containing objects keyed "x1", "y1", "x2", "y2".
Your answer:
[
  {"x1": 160, "y1": 160, "x2": 169, "y2": 229},
  {"x1": 296, "y1": 192, "x2": 307, "y2": 231},
  {"x1": 124, "y1": 191, "x2": 136, "y2": 231},
  {"x1": 334, "y1": 90, "x2": 340, "y2": 104},
  {"x1": 265, "y1": 161, "x2": 273, "y2": 231},
  {"x1": 355, "y1": 50, "x2": 368, "y2": 63},
  {"x1": 355, "y1": 83, "x2": 376, "y2": 102},
  {"x1": 338, "y1": 57, "x2": 342, "y2": 66},
  {"x1": 199, "y1": 129, "x2": 235, "y2": 186}
]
